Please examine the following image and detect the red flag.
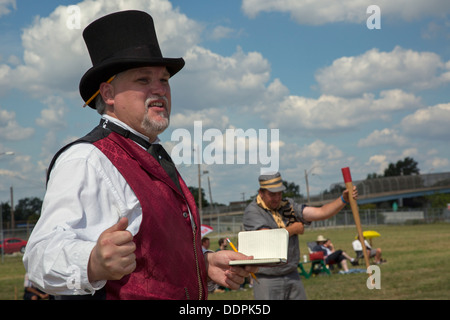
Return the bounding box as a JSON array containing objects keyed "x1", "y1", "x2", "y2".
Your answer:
[{"x1": 201, "y1": 224, "x2": 213, "y2": 237}]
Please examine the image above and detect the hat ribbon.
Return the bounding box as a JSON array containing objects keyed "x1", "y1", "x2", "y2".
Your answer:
[{"x1": 259, "y1": 176, "x2": 283, "y2": 189}]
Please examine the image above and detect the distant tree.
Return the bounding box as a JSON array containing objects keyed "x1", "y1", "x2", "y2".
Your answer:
[
  {"x1": 1, "y1": 197, "x2": 43, "y2": 226},
  {"x1": 384, "y1": 157, "x2": 420, "y2": 177},
  {"x1": 14, "y1": 197, "x2": 43, "y2": 221},
  {"x1": 282, "y1": 180, "x2": 302, "y2": 198},
  {"x1": 1, "y1": 202, "x2": 11, "y2": 225},
  {"x1": 426, "y1": 193, "x2": 450, "y2": 208},
  {"x1": 188, "y1": 186, "x2": 209, "y2": 208},
  {"x1": 366, "y1": 172, "x2": 382, "y2": 179},
  {"x1": 322, "y1": 183, "x2": 345, "y2": 195}
]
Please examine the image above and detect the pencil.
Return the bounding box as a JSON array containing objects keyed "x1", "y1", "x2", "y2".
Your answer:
[
  {"x1": 82, "y1": 75, "x2": 116, "y2": 108},
  {"x1": 226, "y1": 238, "x2": 259, "y2": 284}
]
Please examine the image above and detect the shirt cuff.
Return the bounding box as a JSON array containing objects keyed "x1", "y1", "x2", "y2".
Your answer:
[{"x1": 70, "y1": 241, "x2": 106, "y2": 295}]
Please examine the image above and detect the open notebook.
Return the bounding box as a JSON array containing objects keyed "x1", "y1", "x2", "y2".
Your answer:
[{"x1": 229, "y1": 228, "x2": 289, "y2": 266}]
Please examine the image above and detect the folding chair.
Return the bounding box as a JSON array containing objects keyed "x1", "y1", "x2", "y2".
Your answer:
[
  {"x1": 352, "y1": 239, "x2": 373, "y2": 265},
  {"x1": 298, "y1": 242, "x2": 331, "y2": 278}
]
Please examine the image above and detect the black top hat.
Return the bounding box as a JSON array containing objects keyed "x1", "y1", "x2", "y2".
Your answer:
[{"x1": 79, "y1": 10, "x2": 185, "y2": 109}]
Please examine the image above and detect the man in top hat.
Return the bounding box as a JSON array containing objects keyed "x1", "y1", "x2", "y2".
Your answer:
[
  {"x1": 24, "y1": 10, "x2": 256, "y2": 300},
  {"x1": 243, "y1": 172, "x2": 357, "y2": 300}
]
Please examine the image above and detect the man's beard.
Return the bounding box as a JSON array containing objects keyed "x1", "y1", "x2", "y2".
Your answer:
[
  {"x1": 141, "y1": 96, "x2": 170, "y2": 137},
  {"x1": 141, "y1": 112, "x2": 169, "y2": 136}
]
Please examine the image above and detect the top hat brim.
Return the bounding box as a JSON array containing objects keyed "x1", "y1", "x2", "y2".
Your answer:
[{"x1": 80, "y1": 56, "x2": 184, "y2": 109}]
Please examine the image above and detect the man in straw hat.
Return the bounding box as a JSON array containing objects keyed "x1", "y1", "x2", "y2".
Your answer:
[
  {"x1": 314, "y1": 235, "x2": 358, "y2": 273},
  {"x1": 24, "y1": 10, "x2": 257, "y2": 300},
  {"x1": 244, "y1": 172, "x2": 357, "y2": 299}
]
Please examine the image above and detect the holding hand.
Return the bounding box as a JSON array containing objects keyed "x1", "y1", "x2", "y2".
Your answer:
[
  {"x1": 342, "y1": 185, "x2": 358, "y2": 204},
  {"x1": 205, "y1": 250, "x2": 258, "y2": 290}
]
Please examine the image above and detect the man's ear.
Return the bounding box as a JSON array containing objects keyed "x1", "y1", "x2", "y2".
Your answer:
[{"x1": 99, "y1": 82, "x2": 115, "y2": 106}]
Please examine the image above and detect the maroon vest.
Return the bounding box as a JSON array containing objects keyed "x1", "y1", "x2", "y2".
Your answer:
[{"x1": 94, "y1": 132, "x2": 207, "y2": 300}]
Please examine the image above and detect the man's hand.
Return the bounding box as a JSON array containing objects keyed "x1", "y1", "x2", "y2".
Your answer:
[
  {"x1": 88, "y1": 217, "x2": 136, "y2": 282},
  {"x1": 205, "y1": 251, "x2": 258, "y2": 290},
  {"x1": 342, "y1": 185, "x2": 358, "y2": 203},
  {"x1": 285, "y1": 221, "x2": 304, "y2": 236}
]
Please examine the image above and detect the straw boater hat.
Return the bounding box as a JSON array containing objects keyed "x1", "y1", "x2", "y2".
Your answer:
[
  {"x1": 258, "y1": 172, "x2": 286, "y2": 192},
  {"x1": 79, "y1": 10, "x2": 185, "y2": 109}
]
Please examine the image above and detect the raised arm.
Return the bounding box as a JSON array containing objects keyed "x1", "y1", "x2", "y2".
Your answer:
[{"x1": 302, "y1": 186, "x2": 357, "y2": 222}]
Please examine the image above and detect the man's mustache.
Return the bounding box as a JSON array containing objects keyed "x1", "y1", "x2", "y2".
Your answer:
[{"x1": 145, "y1": 96, "x2": 169, "y2": 110}]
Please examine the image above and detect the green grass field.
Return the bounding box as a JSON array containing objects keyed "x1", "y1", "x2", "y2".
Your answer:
[
  {"x1": 209, "y1": 223, "x2": 450, "y2": 300},
  {"x1": 1, "y1": 223, "x2": 449, "y2": 300}
]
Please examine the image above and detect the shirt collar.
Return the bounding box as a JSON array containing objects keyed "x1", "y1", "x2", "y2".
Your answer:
[{"x1": 102, "y1": 114, "x2": 160, "y2": 144}]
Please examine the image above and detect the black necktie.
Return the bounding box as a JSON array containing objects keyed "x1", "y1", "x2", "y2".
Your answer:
[
  {"x1": 147, "y1": 143, "x2": 182, "y2": 192},
  {"x1": 100, "y1": 119, "x2": 182, "y2": 192}
]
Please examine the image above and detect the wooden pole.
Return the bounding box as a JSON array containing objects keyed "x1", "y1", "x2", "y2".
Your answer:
[{"x1": 341, "y1": 167, "x2": 370, "y2": 271}]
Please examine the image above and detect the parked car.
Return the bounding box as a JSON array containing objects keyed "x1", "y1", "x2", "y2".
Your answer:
[{"x1": 0, "y1": 237, "x2": 27, "y2": 254}]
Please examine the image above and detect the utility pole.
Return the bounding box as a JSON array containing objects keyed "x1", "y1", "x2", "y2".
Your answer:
[
  {"x1": 304, "y1": 169, "x2": 310, "y2": 204},
  {"x1": 197, "y1": 148, "x2": 202, "y2": 224},
  {"x1": 304, "y1": 166, "x2": 321, "y2": 205},
  {"x1": 207, "y1": 175, "x2": 214, "y2": 210},
  {"x1": 10, "y1": 186, "x2": 15, "y2": 235}
]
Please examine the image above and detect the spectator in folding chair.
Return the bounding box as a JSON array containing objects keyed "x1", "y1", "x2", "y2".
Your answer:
[
  {"x1": 352, "y1": 237, "x2": 385, "y2": 265},
  {"x1": 313, "y1": 235, "x2": 358, "y2": 274}
]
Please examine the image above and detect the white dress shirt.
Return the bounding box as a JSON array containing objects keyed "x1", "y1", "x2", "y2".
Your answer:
[{"x1": 23, "y1": 115, "x2": 154, "y2": 296}]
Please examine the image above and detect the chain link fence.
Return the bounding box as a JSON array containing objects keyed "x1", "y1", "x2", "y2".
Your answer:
[{"x1": 308, "y1": 172, "x2": 450, "y2": 203}]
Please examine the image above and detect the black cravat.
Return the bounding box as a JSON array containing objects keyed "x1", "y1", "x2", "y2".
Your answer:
[
  {"x1": 100, "y1": 119, "x2": 181, "y2": 192},
  {"x1": 147, "y1": 143, "x2": 182, "y2": 192}
]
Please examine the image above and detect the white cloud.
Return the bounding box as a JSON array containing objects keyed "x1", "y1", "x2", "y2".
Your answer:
[
  {"x1": 0, "y1": 0, "x2": 15, "y2": 17},
  {"x1": 303, "y1": 140, "x2": 343, "y2": 160},
  {"x1": 428, "y1": 157, "x2": 450, "y2": 170},
  {"x1": 261, "y1": 89, "x2": 421, "y2": 132},
  {"x1": 421, "y1": 21, "x2": 450, "y2": 40},
  {"x1": 174, "y1": 45, "x2": 271, "y2": 110},
  {"x1": 209, "y1": 26, "x2": 237, "y2": 40},
  {"x1": 0, "y1": 169, "x2": 21, "y2": 181},
  {"x1": 170, "y1": 108, "x2": 230, "y2": 130},
  {"x1": 365, "y1": 155, "x2": 389, "y2": 174},
  {"x1": 315, "y1": 47, "x2": 450, "y2": 96},
  {"x1": 358, "y1": 128, "x2": 407, "y2": 147},
  {"x1": 0, "y1": 0, "x2": 202, "y2": 99},
  {"x1": 371, "y1": 89, "x2": 423, "y2": 112},
  {"x1": 400, "y1": 148, "x2": 419, "y2": 159},
  {"x1": 400, "y1": 103, "x2": 450, "y2": 140},
  {"x1": 36, "y1": 96, "x2": 68, "y2": 129},
  {"x1": 242, "y1": 0, "x2": 365, "y2": 25},
  {"x1": 241, "y1": 0, "x2": 450, "y2": 25},
  {"x1": 278, "y1": 140, "x2": 344, "y2": 172},
  {"x1": 0, "y1": 108, "x2": 34, "y2": 140}
]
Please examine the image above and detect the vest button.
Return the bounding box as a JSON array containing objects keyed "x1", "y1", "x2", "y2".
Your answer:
[{"x1": 182, "y1": 211, "x2": 188, "y2": 218}]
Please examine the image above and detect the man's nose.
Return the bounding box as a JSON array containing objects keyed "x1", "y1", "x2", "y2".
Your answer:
[{"x1": 150, "y1": 80, "x2": 167, "y2": 96}]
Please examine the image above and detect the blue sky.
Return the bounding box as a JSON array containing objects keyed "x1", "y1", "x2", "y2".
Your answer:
[{"x1": 1, "y1": 0, "x2": 450, "y2": 206}]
